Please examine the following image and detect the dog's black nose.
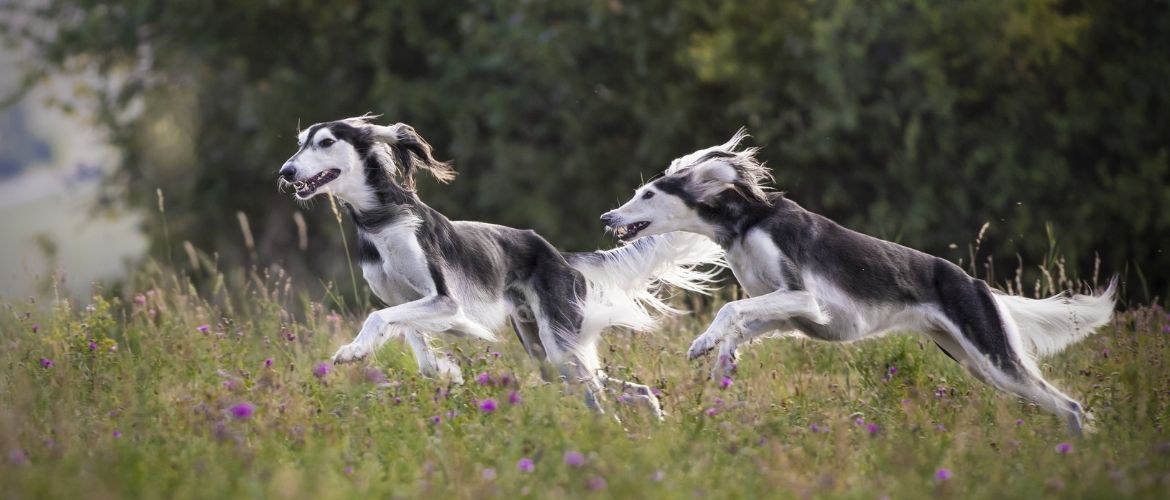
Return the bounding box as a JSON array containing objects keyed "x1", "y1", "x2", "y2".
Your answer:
[
  {"x1": 279, "y1": 164, "x2": 297, "y2": 181},
  {"x1": 600, "y1": 212, "x2": 617, "y2": 227}
]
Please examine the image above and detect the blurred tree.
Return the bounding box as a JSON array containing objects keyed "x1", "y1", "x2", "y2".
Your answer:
[{"x1": 3, "y1": 0, "x2": 1167, "y2": 301}]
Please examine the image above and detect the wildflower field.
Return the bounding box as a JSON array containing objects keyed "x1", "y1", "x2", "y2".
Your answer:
[{"x1": 1, "y1": 267, "x2": 1168, "y2": 499}]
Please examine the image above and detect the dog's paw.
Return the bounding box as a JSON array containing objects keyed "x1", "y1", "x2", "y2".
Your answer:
[
  {"x1": 422, "y1": 356, "x2": 464, "y2": 384},
  {"x1": 710, "y1": 347, "x2": 738, "y2": 381},
  {"x1": 687, "y1": 332, "x2": 719, "y2": 360},
  {"x1": 331, "y1": 343, "x2": 370, "y2": 364}
]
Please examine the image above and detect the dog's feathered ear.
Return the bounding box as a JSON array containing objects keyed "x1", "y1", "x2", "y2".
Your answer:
[
  {"x1": 687, "y1": 130, "x2": 772, "y2": 205},
  {"x1": 368, "y1": 123, "x2": 456, "y2": 190}
]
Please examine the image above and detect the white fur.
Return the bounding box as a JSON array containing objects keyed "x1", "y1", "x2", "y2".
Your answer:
[
  {"x1": 994, "y1": 278, "x2": 1118, "y2": 357},
  {"x1": 283, "y1": 117, "x2": 726, "y2": 419},
  {"x1": 605, "y1": 128, "x2": 1118, "y2": 433}
]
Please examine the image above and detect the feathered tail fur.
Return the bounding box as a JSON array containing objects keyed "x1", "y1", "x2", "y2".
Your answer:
[
  {"x1": 997, "y1": 276, "x2": 1118, "y2": 358},
  {"x1": 566, "y1": 232, "x2": 726, "y2": 338}
]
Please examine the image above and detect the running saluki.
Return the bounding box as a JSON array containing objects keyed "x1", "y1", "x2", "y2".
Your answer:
[
  {"x1": 601, "y1": 129, "x2": 1116, "y2": 433},
  {"x1": 278, "y1": 115, "x2": 724, "y2": 417}
]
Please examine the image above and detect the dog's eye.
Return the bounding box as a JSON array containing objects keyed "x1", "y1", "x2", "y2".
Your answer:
[
  {"x1": 641, "y1": 191, "x2": 656, "y2": 200},
  {"x1": 319, "y1": 138, "x2": 335, "y2": 148}
]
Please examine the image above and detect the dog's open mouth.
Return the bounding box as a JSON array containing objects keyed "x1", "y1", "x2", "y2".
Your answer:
[
  {"x1": 613, "y1": 221, "x2": 650, "y2": 241},
  {"x1": 292, "y1": 169, "x2": 341, "y2": 197}
]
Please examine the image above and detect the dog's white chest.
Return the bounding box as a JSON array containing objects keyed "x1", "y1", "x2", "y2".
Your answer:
[
  {"x1": 360, "y1": 221, "x2": 433, "y2": 305},
  {"x1": 726, "y1": 229, "x2": 786, "y2": 297}
]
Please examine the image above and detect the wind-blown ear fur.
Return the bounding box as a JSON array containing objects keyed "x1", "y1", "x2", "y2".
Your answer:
[
  {"x1": 368, "y1": 122, "x2": 456, "y2": 190},
  {"x1": 687, "y1": 128, "x2": 772, "y2": 205}
]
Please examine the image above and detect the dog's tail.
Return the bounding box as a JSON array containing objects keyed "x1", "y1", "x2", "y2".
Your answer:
[
  {"x1": 996, "y1": 276, "x2": 1118, "y2": 358},
  {"x1": 565, "y1": 232, "x2": 726, "y2": 335}
]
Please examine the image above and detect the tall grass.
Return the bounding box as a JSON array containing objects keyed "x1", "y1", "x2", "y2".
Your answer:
[{"x1": 1, "y1": 263, "x2": 1168, "y2": 499}]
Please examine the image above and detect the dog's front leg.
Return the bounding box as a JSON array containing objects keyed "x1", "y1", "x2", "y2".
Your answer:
[
  {"x1": 332, "y1": 294, "x2": 463, "y2": 364},
  {"x1": 688, "y1": 290, "x2": 829, "y2": 371},
  {"x1": 332, "y1": 312, "x2": 395, "y2": 364},
  {"x1": 404, "y1": 331, "x2": 464, "y2": 384}
]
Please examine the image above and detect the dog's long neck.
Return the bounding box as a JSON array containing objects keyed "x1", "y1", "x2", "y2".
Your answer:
[
  {"x1": 345, "y1": 153, "x2": 448, "y2": 234},
  {"x1": 700, "y1": 192, "x2": 784, "y2": 247}
]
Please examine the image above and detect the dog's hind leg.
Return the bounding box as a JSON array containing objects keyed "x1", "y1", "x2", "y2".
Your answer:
[
  {"x1": 526, "y1": 270, "x2": 610, "y2": 417},
  {"x1": 599, "y1": 371, "x2": 665, "y2": 421},
  {"x1": 510, "y1": 314, "x2": 557, "y2": 382},
  {"x1": 930, "y1": 275, "x2": 1089, "y2": 434},
  {"x1": 403, "y1": 331, "x2": 464, "y2": 384}
]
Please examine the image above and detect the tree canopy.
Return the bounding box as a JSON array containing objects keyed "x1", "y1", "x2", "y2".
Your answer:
[{"x1": 4, "y1": 0, "x2": 1168, "y2": 300}]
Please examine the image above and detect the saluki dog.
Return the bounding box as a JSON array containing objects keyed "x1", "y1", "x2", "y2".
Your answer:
[
  {"x1": 278, "y1": 115, "x2": 724, "y2": 418},
  {"x1": 601, "y1": 129, "x2": 1116, "y2": 433}
]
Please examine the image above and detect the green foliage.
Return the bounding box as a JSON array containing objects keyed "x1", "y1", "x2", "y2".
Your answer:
[
  {"x1": 2, "y1": 266, "x2": 1169, "y2": 498},
  {"x1": 3, "y1": 0, "x2": 1168, "y2": 299}
]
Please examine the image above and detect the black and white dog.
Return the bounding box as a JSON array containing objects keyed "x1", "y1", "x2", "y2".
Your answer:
[
  {"x1": 601, "y1": 130, "x2": 1116, "y2": 433},
  {"x1": 278, "y1": 115, "x2": 724, "y2": 417}
]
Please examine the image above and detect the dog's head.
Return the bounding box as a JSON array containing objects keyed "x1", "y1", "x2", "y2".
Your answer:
[
  {"x1": 600, "y1": 128, "x2": 771, "y2": 242},
  {"x1": 278, "y1": 115, "x2": 454, "y2": 205}
]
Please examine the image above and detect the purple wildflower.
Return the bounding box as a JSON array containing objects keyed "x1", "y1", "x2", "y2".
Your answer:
[
  {"x1": 705, "y1": 407, "x2": 719, "y2": 417},
  {"x1": 1163, "y1": 325, "x2": 1169, "y2": 334},
  {"x1": 479, "y1": 399, "x2": 497, "y2": 413},
  {"x1": 879, "y1": 367, "x2": 898, "y2": 384},
  {"x1": 1056, "y1": 442, "x2": 1072, "y2": 455},
  {"x1": 283, "y1": 330, "x2": 296, "y2": 342},
  {"x1": 447, "y1": 410, "x2": 458, "y2": 419},
  {"x1": 476, "y1": 372, "x2": 492, "y2": 385},
  {"x1": 517, "y1": 457, "x2": 535, "y2": 473},
  {"x1": 491, "y1": 351, "x2": 501, "y2": 358},
  {"x1": 264, "y1": 358, "x2": 273, "y2": 368},
  {"x1": 587, "y1": 476, "x2": 607, "y2": 491},
  {"x1": 482, "y1": 467, "x2": 497, "y2": 480},
  {"x1": 935, "y1": 468, "x2": 953, "y2": 481},
  {"x1": 934, "y1": 423, "x2": 946, "y2": 431},
  {"x1": 508, "y1": 390, "x2": 522, "y2": 405},
  {"x1": 39, "y1": 358, "x2": 53, "y2": 369},
  {"x1": 1102, "y1": 348, "x2": 1110, "y2": 358},
  {"x1": 720, "y1": 376, "x2": 733, "y2": 389},
  {"x1": 430, "y1": 415, "x2": 441, "y2": 425},
  {"x1": 854, "y1": 417, "x2": 865, "y2": 426},
  {"x1": 196, "y1": 324, "x2": 210, "y2": 333},
  {"x1": 344, "y1": 466, "x2": 353, "y2": 475},
  {"x1": 230, "y1": 402, "x2": 255, "y2": 419},
  {"x1": 313, "y1": 362, "x2": 331, "y2": 379},
  {"x1": 31, "y1": 323, "x2": 39, "y2": 334},
  {"x1": 113, "y1": 430, "x2": 122, "y2": 439},
  {"x1": 810, "y1": 423, "x2": 823, "y2": 433},
  {"x1": 564, "y1": 451, "x2": 585, "y2": 467},
  {"x1": 365, "y1": 367, "x2": 388, "y2": 384},
  {"x1": 8, "y1": 449, "x2": 27, "y2": 465},
  {"x1": 652, "y1": 470, "x2": 665, "y2": 482},
  {"x1": 88, "y1": 340, "x2": 98, "y2": 351},
  {"x1": 134, "y1": 294, "x2": 147, "y2": 306},
  {"x1": 866, "y1": 422, "x2": 880, "y2": 435},
  {"x1": 1016, "y1": 418, "x2": 1025, "y2": 426}
]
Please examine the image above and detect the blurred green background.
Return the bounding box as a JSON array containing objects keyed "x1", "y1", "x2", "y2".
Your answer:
[{"x1": 1, "y1": 0, "x2": 1167, "y2": 301}]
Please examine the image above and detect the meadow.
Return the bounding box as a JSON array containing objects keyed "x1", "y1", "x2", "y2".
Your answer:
[{"x1": 1, "y1": 264, "x2": 1168, "y2": 499}]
